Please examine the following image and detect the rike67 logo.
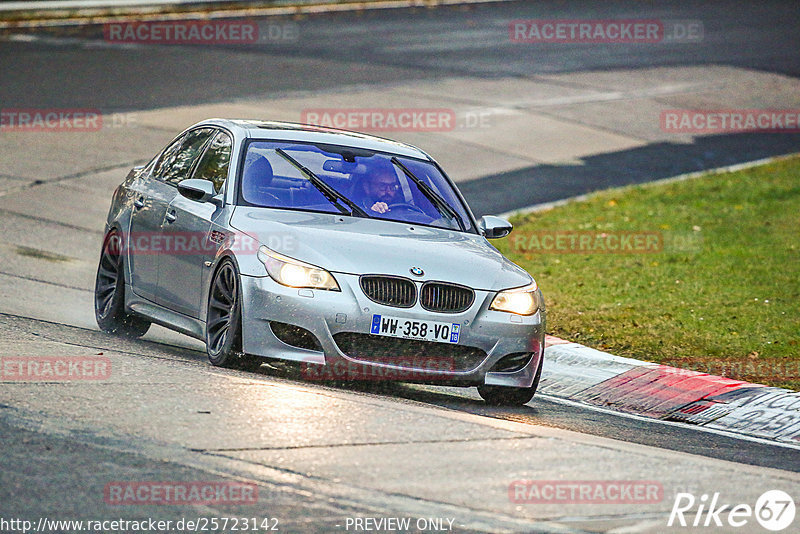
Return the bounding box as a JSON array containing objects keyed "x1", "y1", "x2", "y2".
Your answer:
[{"x1": 668, "y1": 490, "x2": 795, "y2": 531}]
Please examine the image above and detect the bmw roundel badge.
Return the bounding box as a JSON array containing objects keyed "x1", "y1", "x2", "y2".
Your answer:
[{"x1": 410, "y1": 267, "x2": 424, "y2": 276}]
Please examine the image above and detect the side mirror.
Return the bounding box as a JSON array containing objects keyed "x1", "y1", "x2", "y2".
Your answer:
[
  {"x1": 479, "y1": 215, "x2": 513, "y2": 239},
  {"x1": 178, "y1": 179, "x2": 220, "y2": 205}
]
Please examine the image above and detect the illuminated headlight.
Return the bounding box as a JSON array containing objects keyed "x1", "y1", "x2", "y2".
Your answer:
[
  {"x1": 257, "y1": 246, "x2": 340, "y2": 291},
  {"x1": 489, "y1": 282, "x2": 540, "y2": 316}
]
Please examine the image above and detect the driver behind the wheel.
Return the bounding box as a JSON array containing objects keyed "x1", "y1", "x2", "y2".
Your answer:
[{"x1": 359, "y1": 168, "x2": 401, "y2": 214}]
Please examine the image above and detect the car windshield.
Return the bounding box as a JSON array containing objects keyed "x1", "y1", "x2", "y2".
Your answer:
[{"x1": 239, "y1": 140, "x2": 474, "y2": 232}]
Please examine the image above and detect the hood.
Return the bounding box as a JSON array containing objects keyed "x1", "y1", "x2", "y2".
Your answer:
[{"x1": 230, "y1": 207, "x2": 533, "y2": 291}]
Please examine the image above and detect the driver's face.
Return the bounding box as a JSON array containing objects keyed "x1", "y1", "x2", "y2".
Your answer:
[{"x1": 367, "y1": 174, "x2": 399, "y2": 202}]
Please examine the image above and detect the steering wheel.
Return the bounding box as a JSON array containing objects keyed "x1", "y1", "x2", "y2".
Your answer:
[{"x1": 386, "y1": 202, "x2": 427, "y2": 215}]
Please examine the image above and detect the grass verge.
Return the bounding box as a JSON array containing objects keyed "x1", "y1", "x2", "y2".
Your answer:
[{"x1": 495, "y1": 155, "x2": 800, "y2": 390}]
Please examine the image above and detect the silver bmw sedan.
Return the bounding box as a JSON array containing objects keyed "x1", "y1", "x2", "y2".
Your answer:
[{"x1": 95, "y1": 119, "x2": 545, "y2": 405}]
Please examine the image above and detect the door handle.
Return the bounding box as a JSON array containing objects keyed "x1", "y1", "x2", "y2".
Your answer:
[
  {"x1": 133, "y1": 196, "x2": 145, "y2": 209},
  {"x1": 164, "y1": 210, "x2": 177, "y2": 224}
]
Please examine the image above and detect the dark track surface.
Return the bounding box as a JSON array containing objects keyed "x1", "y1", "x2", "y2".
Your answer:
[
  {"x1": 2, "y1": 0, "x2": 798, "y2": 214},
  {"x1": 2, "y1": 0, "x2": 799, "y2": 110}
]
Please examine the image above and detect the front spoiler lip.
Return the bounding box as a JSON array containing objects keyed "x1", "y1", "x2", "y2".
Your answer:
[
  {"x1": 239, "y1": 273, "x2": 545, "y2": 388},
  {"x1": 302, "y1": 350, "x2": 543, "y2": 387}
]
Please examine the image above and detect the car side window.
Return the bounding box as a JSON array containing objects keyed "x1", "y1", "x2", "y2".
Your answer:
[
  {"x1": 192, "y1": 131, "x2": 232, "y2": 193},
  {"x1": 157, "y1": 128, "x2": 215, "y2": 186},
  {"x1": 152, "y1": 136, "x2": 185, "y2": 179}
]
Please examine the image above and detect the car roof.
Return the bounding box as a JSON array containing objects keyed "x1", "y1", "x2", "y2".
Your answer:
[{"x1": 191, "y1": 118, "x2": 431, "y2": 160}]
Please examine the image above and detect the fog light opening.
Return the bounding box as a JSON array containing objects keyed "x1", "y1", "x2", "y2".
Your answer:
[{"x1": 270, "y1": 322, "x2": 323, "y2": 352}]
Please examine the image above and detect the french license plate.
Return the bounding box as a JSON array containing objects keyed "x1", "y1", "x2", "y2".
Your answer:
[{"x1": 370, "y1": 314, "x2": 460, "y2": 344}]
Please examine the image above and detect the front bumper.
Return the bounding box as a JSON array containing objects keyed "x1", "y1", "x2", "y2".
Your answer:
[{"x1": 239, "y1": 273, "x2": 545, "y2": 387}]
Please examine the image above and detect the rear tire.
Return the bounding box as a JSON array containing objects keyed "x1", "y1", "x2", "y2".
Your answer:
[
  {"x1": 206, "y1": 260, "x2": 263, "y2": 371},
  {"x1": 477, "y1": 353, "x2": 543, "y2": 406},
  {"x1": 94, "y1": 230, "x2": 151, "y2": 338}
]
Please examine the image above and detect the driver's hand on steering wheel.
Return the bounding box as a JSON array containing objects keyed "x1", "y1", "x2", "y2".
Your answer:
[{"x1": 370, "y1": 201, "x2": 390, "y2": 214}]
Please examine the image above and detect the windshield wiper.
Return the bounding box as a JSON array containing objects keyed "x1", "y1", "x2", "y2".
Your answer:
[
  {"x1": 390, "y1": 157, "x2": 465, "y2": 231},
  {"x1": 275, "y1": 149, "x2": 368, "y2": 218}
]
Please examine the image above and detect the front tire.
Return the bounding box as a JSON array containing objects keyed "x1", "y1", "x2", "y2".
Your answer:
[
  {"x1": 94, "y1": 230, "x2": 151, "y2": 338},
  {"x1": 477, "y1": 353, "x2": 543, "y2": 406},
  {"x1": 206, "y1": 260, "x2": 263, "y2": 371}
]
